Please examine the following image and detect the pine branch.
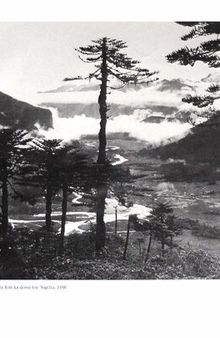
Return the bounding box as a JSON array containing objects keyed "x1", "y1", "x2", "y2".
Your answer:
[
  {"x1": 63, "y1": 76, "x2": 83, "y2": 81},
  {"x1": 76, "y1": 45, "x2": 102, "y2": 55},
  {"x1": 177, "y1": 22, "x2": 220, "y2": 40},
  {"x1": 167, "y1": 46, "x2": 220, "y2": 68},
  {"x1": 182, "y1": 94, "x2": 220, "y2": 108},
  {"x1": 108, "y1": 83, "x2": 127, "y2": 90},
  {"x1": 78, "y1": 54, "x2": 96, "y2": 64},
  {"x1": 207, "y1": 84, "x2": 220, "y2": 93},
  {"x1": 181, "y1": 24, "x2": 206, "y2": 41}
]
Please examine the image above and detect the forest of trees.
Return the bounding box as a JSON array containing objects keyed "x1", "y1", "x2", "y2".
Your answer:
[{"x1": 0, "y1": 125, "x2": 186, "y2": 276}]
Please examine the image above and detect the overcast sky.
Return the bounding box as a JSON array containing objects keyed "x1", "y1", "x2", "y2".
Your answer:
[{"x1": 0, "y1": 22, "x2": 216, "y2": 103}]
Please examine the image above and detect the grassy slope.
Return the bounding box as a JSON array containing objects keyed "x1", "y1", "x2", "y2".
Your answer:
[{"x1": 1, "y1": 227, "x2": 220, "y2": 279}]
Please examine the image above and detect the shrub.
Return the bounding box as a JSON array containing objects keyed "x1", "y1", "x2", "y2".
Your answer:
[
  {"x1": 191, "y1": 224, "x2": 220, "y2": 239},
  {"x1": 143, "y1": 248, "x2": 220, "y2": 279}
]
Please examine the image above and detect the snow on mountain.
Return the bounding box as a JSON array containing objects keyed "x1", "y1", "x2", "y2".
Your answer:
[
  {"x1": 35, "y1": 76, "x2": 219, "y2": 145},
  {"x1": 37, "y1": 77, "x2": 197, "y2": 116}
]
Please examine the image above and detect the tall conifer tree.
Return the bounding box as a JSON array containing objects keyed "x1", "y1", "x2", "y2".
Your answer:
[
  {"x1": 65, "y1": 37, "x2": 158, "y2": 251},
  {"x1": 0, "y1": 129, "x2": 30, "y2": 238}
]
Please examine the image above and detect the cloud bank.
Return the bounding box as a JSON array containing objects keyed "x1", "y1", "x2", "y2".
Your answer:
[
  {"x1": 37, "y1": 78, "x2": 196, "y2": 108},
  {"x1": 37, "y1": 107, "x2": 191, "y2": 145}
]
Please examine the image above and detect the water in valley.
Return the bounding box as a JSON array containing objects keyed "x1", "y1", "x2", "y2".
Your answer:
[{"x1": 10, "y1": 108, "x2": 220, "y2": 256}]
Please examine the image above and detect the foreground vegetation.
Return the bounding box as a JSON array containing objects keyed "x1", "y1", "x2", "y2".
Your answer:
[{"x1": 1, "y1": 223, "x2": 220, "y2": 279}]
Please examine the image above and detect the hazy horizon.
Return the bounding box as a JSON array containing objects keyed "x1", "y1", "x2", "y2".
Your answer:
[{"x1": 0, "y1": 22, "x2": 218, "y2": 105}]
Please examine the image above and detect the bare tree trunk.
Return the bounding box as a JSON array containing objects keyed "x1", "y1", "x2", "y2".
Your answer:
[
  {"x1": 147, "y1": 233, "x2": 152, "y2": 255},
  {"x1": 115, "y1": 206, "x2": 118, "y2": 235},
  {"x1": 35, "y1": 232, "x2": 40, "y2": 249},
  {"x1": 59, "y1": 183, "x2": 68, "y2": 255},
  {"x1": 96, "y1": 182, "x2": 107, "y2": 251},
  {"x1": 96, "y1": 37, "x2": 108, "y2": 252},
  {"x1": 97, "y1": 37, "x2": 108, "y2": 164},
  {"x1": 170, "y1": 235, "x2": 173, "y2": 249},
  {"x1": 145, "y1": 230, "x2": 153, "y2": 262},
  {"x1": 123, "y1": 215, "x2": 131, "y2": 260},
  {"x1": 1, "y1": 177, "x2": 9, "y2": 239},
  {"x1": 138, "y1": 241, "x2": 141, "y2": 255},
  {"x1": 45, "y1": 184, "x2": 53, "y2": 231},
  {"x1": 161, "y1": 233, "x2": 165, "y2": 256}
]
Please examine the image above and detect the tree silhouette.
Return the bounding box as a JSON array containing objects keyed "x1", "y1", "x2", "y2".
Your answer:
[
  {"x1": 85, "y1": 160, "x2": 133, "y2": 249},
  {"x1": 167, "y1": 22, "x2": 220, "y2": 111},
  {"x1": 0, "y1": 128, "x2": 30, "y2": 239},
  {"x1": 64, "y1": 37, "x2": 158, "y2": 251},
  {"x1": 26, "y1": 138, "x2": 63, "y2": 231},
  {"x1": 111, "y1": 173, "x2": 135, "y2": 235},
  {"x1": 54, "y1": 144, "x2": 91, "y2": 254},
  {"x1": 147, "y1": 202, "x2": 180, "y2": 255}
]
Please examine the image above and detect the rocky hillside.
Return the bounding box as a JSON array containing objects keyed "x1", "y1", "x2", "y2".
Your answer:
[{"x1": 0, "y1": 91, "x2": 53, "y2": 130}]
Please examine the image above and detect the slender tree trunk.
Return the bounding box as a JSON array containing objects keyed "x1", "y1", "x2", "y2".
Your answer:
[
  {"x1": 45, "y1": 184, "x2": 53, "y2": 231},
  {"x1": 161, "y1": 234, "x2": 165, "y2": 256},
  {"x1": 1, "y1": 177, "x2": 9, "y2": 239},
  {"x1": 147, "y1": 231, "x2": 153, "y2": 254},
  {"x1": 123, "y1": 215, "x2": 131, "y2": 260},
  {"x1": 96, "y1": 181, "x2": 107, "y2": 251},
  {"x1": 97, "y1": 37, "x2": 108, "y2": 164},
  {"x1": 145, "y1": 230, "x2": 153, "y2": 262},
  {"x1": 115, "y1": 206, "x2": 118, "y2": 235},
  {"x1": 170, "y1": 235, "x2": 173, "y2": 249},
  {"x1": 35, "y1": 232, "x2": 40, "y2": 249},
  {"x1": 96, "y1": 37, "x2": 108, "y2": 252},
  {"x1": 59, "y1": 183, "x2": 68, "y2": 255}
]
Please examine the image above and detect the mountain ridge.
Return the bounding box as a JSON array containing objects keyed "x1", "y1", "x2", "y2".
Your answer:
[
  {"x1": 147, "y1": 111, "x2": 220, "y2": 165},
  {"x1": 0, "y1": 91, "x2": 53, "y2": 130}
]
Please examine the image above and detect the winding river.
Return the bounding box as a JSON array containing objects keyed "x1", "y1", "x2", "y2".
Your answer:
[{"x1": 9, "y1": 149, "x2": 150, "y2": 235}]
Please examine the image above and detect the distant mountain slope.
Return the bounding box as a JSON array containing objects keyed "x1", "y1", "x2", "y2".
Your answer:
[
  {"x1": 39, "y1": 77, "x2": 195, "y2": 94},
  {"x1": 37, "y1": 77, "x2": 198, "y2": 123},
  {"x1": 41, "y1": 102, "x2": 178, "y2": 119},
  {"x1": 0, "y1": 91, "x2": 53, "y2": 130},
  {"x1": 147, "y1": 112, "x2": 220, "y2": 165},
  {"x1": 157, "y1": 78, "x2": 195, "y2": 93}
]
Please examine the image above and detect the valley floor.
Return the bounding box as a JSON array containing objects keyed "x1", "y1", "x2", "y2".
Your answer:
[{"x1": 2, "y1": 137, "x2": 220, "y2": 279}]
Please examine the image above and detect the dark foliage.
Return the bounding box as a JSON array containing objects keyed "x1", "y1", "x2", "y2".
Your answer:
[
  {"x1": 1, "y1": 227, "x2": 219, "y2": 279},
  {"x1": 53, "y1": 143, "x2": 93, "y2": 254},
  {"x1": 167, "y1": 22, "x2": 220, "y2": 108},
  {"x1": 0, "y1": 128, "x2": 31, "y2": 239},
  {"x1": 21, "y1": 138, "x2": 63, "y2": 231},
  {"x1": 144, "y1": 202, "x2": 181, "y2": 255}
]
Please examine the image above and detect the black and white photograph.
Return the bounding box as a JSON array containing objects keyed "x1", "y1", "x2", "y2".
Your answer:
[{"x1": 1, "y1": 20, "x2": 220, "y2": 280}]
